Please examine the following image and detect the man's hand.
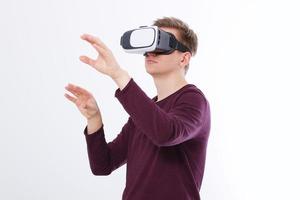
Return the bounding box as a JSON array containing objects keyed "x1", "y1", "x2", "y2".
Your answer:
[
  {"x1": 79, "y1": 33, "x2": 131, "y2": 90},
  {"x1": 64, "y1": 83, "x2": 101, "y2": 120},
  {"x1": 64, "y1": 83, "x2": 103, "y2": 134},
  {"x1": 80, "y1": 34, "x2": 121, "y2": 79}
]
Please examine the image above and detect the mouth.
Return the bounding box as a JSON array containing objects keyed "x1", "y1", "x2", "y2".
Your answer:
[{"x1": 145, "y1": 59, "x2": 158, "y2": 64}]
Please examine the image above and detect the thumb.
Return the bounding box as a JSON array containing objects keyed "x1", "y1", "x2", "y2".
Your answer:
[{"x1": 79, "y1": 56, "x2": 97, "y2": 67}]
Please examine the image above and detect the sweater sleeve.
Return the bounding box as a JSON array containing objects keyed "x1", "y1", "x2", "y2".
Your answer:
[
  {"x1": 83, "y1": 118, "x2": 132, "y2": 175},
  {"x1": 115, "y1": 78, "x2": 208, "y2": 147}
]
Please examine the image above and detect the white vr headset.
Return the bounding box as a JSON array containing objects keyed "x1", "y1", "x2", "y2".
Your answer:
[{"x1": 120, "y1": 26, "x2": 191, "y2": 56}]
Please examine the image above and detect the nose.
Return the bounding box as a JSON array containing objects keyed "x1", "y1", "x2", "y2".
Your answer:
[{"x1": 144, "y1": 52, "x2": 157, "y2": 57}]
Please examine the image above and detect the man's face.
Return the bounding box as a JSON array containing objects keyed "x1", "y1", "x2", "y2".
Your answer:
[{"x1": 144, "y1": 27, "x2": 189, "y2": 76}]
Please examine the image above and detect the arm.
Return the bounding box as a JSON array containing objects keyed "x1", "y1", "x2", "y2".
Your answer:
[
  {"x1": 115, "y1": 78, "x2": 209, "y2": 147},
  {"x1": 78, "y1": 34, "x2": 133, "y2": 175},
  {"x1": 84, "y1": 118, "x2": 132, "y2": 175}
]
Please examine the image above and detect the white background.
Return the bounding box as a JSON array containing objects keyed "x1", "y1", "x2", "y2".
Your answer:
[{"x1": 0, "y1": 0, "x2": 299, "y2": 199}]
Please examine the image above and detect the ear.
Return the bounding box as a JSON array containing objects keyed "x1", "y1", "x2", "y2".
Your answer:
[{"x1": 180, "y1": 52, "x2": 192, "y2": 67}]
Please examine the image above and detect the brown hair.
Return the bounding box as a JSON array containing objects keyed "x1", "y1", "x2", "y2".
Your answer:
[{"x1": 153, "y1": 17, "x2": 198, "y2": 74}]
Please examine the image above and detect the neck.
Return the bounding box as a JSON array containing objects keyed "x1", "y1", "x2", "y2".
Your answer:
[{"x1": 152, "y1": 71, "x2": 188, "y2": 102}]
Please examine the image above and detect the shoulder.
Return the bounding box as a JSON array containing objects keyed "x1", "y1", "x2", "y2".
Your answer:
[{"x1": 175, "y1": 84, "x2": 209, "y2": 109}]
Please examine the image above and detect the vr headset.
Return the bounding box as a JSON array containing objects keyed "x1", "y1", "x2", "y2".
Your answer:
[{"x1": 120, "y1": 26, "x2": 191, "y2": 56}]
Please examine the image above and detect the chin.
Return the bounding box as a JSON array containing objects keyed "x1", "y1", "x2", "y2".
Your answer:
[
  {"x1": 145, "y1": 68, "x2": 168, "y2": 77},
  {"x1": 145, "y1": 63, "x2": 169, "y2": 76},
  {"x1": 145, "y1": 68, "x2": 157, "y2": 75},
  {"x1": 145, "y1": 64, "x2": 155, "y2": 72}
]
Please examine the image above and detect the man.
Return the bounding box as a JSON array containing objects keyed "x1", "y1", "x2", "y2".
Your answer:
[{"x1": 64, "y1": 17, "x2": 210, "y2": 200}]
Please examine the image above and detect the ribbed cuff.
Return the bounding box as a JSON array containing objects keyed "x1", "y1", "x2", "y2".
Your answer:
[
  {"x1": 114, "y1": 78, "x2": 135, "y2": 99},
  {"x1": 83, "y1": 124, "x2": 104, "y2": 137}
]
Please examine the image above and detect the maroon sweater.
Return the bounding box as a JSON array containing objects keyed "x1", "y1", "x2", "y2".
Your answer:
[{"x1": 83, "y1": 78, "x2": 211, "y2": 200}]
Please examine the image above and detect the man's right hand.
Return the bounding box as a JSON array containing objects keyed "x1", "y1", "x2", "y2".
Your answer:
[{"x1": 64, "y1": 83, "x2": 103, "y2": 134}]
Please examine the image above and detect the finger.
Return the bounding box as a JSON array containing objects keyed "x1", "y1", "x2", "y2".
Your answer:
[
  {"x1": 65, "y1": 85, "x2": 80, "y2": 97},
  {"x1": 79, "y1": 56, "x2": 97, "y2": 67},
  {"x1": 64, "y1": 93, "x2": 77, "y2": 104},
  {"x1": 81, "y1": 34, "x2": 108, "y2": 50},
  {"x1": 92, "y1": 43, "x2": 109, "y2": 58},
  {"x1": 69, "y1": 84, "x2": 93, "y2": 97},
  {"x1": 65, "y1": 83, "x2": 93, "y2": 99},
  {"x1": 76, "y1": 86, "x2": 92, "y2": 97},
  {"x1": 66, "y1": 83, "x2": 78, "y2": 88}
]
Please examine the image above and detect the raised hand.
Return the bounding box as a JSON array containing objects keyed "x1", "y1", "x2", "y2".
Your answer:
[
  {"x1": 64, "y1": 83, "x2": 101, "y2": 121},
  {"x1": 79, "y1": 34, "x2": 122, "y2": 79}
]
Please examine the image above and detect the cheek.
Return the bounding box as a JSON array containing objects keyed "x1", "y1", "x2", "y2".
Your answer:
[{"x1": 162, "y1": 56, "x2": 181, "y2": 67}]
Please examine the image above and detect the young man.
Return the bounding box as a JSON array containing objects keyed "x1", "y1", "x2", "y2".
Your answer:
[{"x1": 64, "y1": 17, "x2": 210, "y2": 200}]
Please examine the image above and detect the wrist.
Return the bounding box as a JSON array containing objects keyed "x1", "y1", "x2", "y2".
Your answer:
[
  {"x1": 87, "y1": 114, "x2": 101, "y2": 123},
  {"x1": 111, "y1": 68, "x2": 126, "y2": 80},
  {"x1": 111, "y1": 69, "x2": 131, "y2": 90},
  {"x1": 87, "y1": 114, "x2": 103, "y2": 135}
]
